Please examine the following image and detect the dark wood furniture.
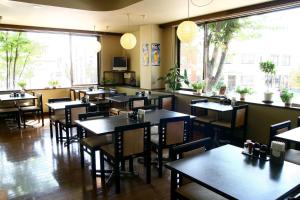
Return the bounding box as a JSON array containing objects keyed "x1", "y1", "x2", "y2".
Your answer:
[
  {"x1": 20, "y1": 93, "x2": 44, "y2": 128},
  {"x1": 165, "y1": 144, "x2": 300, "y2": 200},
  {"x1": 169, "y1": 138, "x2": 227, "y2": 200},
  {"x1": 151, "y1": 115, "x2": 191, "y2": 177},
  {"x1": 59, "y1": 103, "x2": 89, "y2": 146},
  {"x1": 0, "y1": 107, "x2": 20, "y2": 128},
  {"x1": 48, "y1": 97, "x2": 71, "y2": 142},
  {"x1": 271, "y1": 121, "x2": 300, "y2": 165},
  {"x1": 103, "y1": 70, "x2": 136, "y2": 86},
  {"x1": 78, "y1": 111, "x2": 110, "y2": 189},
  {"x1": 158, "y1": 94, "x2": 175, "y2": 111},
  {"x1": 190, "y1": 102, "x2": 233, "y2": 112},
  {"x1": 128, "y1": 96, "x2": 148, "y2": 110},
  {"x1": 99, "y1": 122, "x2": 151, "y2": 193},
  {"x1": 298, "y1": 116, "x2": 300, "y2": 127}
]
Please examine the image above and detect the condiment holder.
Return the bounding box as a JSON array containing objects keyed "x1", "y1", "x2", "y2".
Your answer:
[
  {"x1": 242, "y1": 139, "x2": 270, "y2": 161},
  {"x1": 270, "y1": 141, "x2": 285, "y2": 165}
]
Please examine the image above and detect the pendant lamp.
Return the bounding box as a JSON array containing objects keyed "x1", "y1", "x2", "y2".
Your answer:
[{"x1": 120, "y1": 14, "x2": 137, "y2": 49}]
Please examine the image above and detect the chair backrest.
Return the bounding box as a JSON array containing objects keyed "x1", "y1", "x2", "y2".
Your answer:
[
  {"x1": 35, "y1": 93, "x2": 43, "y2": 112},
  {"x1": 158, "y1": 95, "x2": 175, "y2": 111},
  {"x1": 78, "y1": 111, "x2": 109, "y2": 121},
  {"x1": 298, "y1": 117, "x2": 300, "y2": 127},
  {"x1": 159, "y1": 116, "x2": 191, "y2": 146},
  {"x1": 19, "y1": 91, "x2": 35, "y2": 107},
  {"x1": 269, "y1": 120, "x2": 291, "y2": 146},
  {"x1": 231, "y1": 104, "x2": 248, "y2": 128},
  {"x1": 129, "y1": 97, "x2": 148, "y2": 110},
  {"x1": 114, "y1": 122, "x2": 151, "y2": 157},
  {"x1": 65, "y1": 103, "x2": 89, "y2": 126},
  {"x1": 70, "y1": 89, "x2": 77, "y2": 101},
  {"x1": 190, "y1": 98, "x2": 208, "y2": 115}
]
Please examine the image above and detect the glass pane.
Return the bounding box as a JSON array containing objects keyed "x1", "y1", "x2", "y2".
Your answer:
[
  {"x1": 180, "y1": 25, "x2": 204, "y2": 88},
  {"x1": 71, "y1": 35, "x2": 98, "y2": 85}
]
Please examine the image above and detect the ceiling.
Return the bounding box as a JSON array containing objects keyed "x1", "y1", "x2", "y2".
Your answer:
[{"x1": 0, "y1": 0, "x2": 272, "y2": 33}]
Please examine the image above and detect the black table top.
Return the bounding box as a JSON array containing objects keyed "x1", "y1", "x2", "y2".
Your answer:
[
  {"x1": 190, "y1": 102, "x2": 233, "y2": 112},
  {"x1": 0, "y1": 93, "x2": 36, "y2": 101},
  {"x1": 165, "y1": 144, "x2": 300, "y2": 200},
  {"x1": 106, "y1": 94, "x2": 161, "y2": 103},
  {"x1": 275, "y1": 127, "x2": 300, "y2": 145},
  {"x1": 46, "y1": 101, "x2": 95, "y2": 110},
  {"x1": 75, "y1": 109, "x2": 192, "y2": 135}
]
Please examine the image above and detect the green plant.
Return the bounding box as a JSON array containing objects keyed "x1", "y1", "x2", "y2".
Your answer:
[
  {"x1": 158, "y1": 64, "x2": 189, "y2": 91},
  {"x1": 191, "y1": 81, "x2": 205, "y2": 91},
  {"x1": 236, "y1": 86, "x2": 253, "y2": 94},
  {"x1": 280, "y1": 89, "x2": 294, "y2": 103},
  {"x1": 259, "y1": 61, "x2": 276, "y2": 74},
  {"x1": 17, "y1": 80, "x2": 27, "y2": 89},
  {"x1": 48, "y1": 80, "x2": 59, "y2": 87}
]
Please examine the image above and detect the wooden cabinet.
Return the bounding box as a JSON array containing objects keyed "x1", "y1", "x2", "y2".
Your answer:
[{"x1": 103, "y1": 71, "x2": 136, "y2": 86}]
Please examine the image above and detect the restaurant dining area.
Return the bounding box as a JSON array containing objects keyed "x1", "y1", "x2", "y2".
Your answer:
[{"x1": 1, "y1": 0, "x2": 300, "y2": 200}]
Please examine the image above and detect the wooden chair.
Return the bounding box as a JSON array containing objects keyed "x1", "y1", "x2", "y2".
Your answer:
[
  {"x1": 78, "y1": 111, "x2": 110, "y2": 187},
  {"x1": 269, "y1": 120, "x2": 300, "y2": 165},
  {"x1": 70, "y1": 89, "x2": 77, "y2": 101},
  {"x1": 48, "y1": 97, "x2": 71, "y2": 142},
  {"x1": 158, "y1": 94, "x2": 175, "y2": 111},
  {"x1": 109, "y1": 93, "x2": 127, "y2": 115},
  {"x1": 99, "y1": 122, "x2": 151, "y2": 193},
  {"x1": 128, "y1": 96, "x2": 148, "y2": 110},
  {"x1": 59, "y1": 103, "x2": 89, "y2": 145},
  {"x1": 0, "y1": 107, "x2": 20, "y2": 128},
  {"x1": 151, "y1": 116, "x2": 191, "y2": 177},
  {"x1": 170, "y1": 138, "x2": 227, "y2": 200},
  {"x1": 211, "y1": 104, "x2": 248, "y2": 145},
  {"x1": 20, "y1": 93, "x2": 44, "y2": 128},
  {"x1": 19, "y1": 91, "x2": 35, "y2": 107}
]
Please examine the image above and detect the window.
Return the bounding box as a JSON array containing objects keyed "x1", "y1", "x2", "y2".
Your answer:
[
  {"x1": 0, "y1": 31, "x2": 98, "y2": 90},
  {"x1": 179, "y1": 7, "x2": 300, "y2": 103}
]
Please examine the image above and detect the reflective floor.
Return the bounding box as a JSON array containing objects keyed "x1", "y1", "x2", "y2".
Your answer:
[{"x1": 0, "y1": 118, "x2": 170, "y2": 200}]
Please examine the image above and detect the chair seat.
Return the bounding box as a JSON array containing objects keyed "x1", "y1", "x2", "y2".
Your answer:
[
  {"x1": 151, "y1": 125, "x2": 158, "y2": 135},
  {"x1": 211, "y1": 120, "x2": 231, "y2": 128},
  {"x1": 285, "y1": 149, "x2": 300, "y2": 165},
  {"x1": 0, "y1": 107, "x2": 18, "y2": 113},
  {"x1": 81, "y1": 135, "x2": 112, "y2": 150},
  {"x1": 20, "y1": 106, "x2": 40, "y2": 112},
  {"x1": 176, "y1": 182, "x2": 227, "y2": 200},
  {"x1": 110, "y1": 108, "x2": 123, "y2": 115},
  {"x1": 100, "y1": 144, "x2": 115, "y2": 157},
  {"x1": 195, "y1": 115, "x2": 217, "y2": 123},
  {"x1": 50, "y1": 114, "x2": 65, "y2": 122}
]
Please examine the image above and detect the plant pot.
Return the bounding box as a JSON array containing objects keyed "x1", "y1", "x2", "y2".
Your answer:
[
  {"x1": 240, "y1": 93, "x2": 246, "y2": 101},
  {"x1": 283, "y1": 99, "x2": 292, "y2": 107},
  {"x1": 196, "y1": 89, "x2": 202, "y2": 95},
  {"x1": 264, "y1": 92, "x2": 273, "y2": 102}
]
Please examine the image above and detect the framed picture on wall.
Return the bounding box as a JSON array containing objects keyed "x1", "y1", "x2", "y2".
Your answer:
[
  {"x1": 151, "y1": 43, "x2": 160, "y2": 66},
  {"x1": 142, "y1": 43, "x2": 150, "y2": 66}
]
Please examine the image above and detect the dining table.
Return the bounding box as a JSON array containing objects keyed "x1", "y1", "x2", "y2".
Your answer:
[
  {"x1": 46, "y1": 100, "x2": 95, "y2": 110},
  {"x1": 165, "y1": 144, "x2": 300, "y2": 200},
  {"x1": 190, "y1": 101, "x2": 233, "y2": 112},
  {"x1": 106, "y1": 94, "x2": 161, "y2": 104},
  {"x1": 274, "y1": 127, "x2": 300, "y2": 146}
]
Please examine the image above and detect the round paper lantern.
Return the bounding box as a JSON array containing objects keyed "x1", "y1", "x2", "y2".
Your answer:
[
  {"x1": 120, "y1": 33, "x2": 137, "y2": 49},
  {"x1": 176, "y1": 20, "x2": 198, "y2": 43},
  {"x1": 92, "y1": 40, "x2": 101, "y2": 52}
]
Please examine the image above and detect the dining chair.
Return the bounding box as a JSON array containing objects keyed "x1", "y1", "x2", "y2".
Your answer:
[
  {"x1": 78, "y1": 111, "x2": 110, "y2": 189},
  {"x1": 99, "y1": 122, "x2": 151, "y2": 193},
  {"x1": 128, "y1": 96, "x2": 148, "y2": 110},
  {"x1": 0, "y1": 107, "x2": 20, "y2": 128},
  {"x1": 210, "y1": 104, "x2": 248, "y2": 145},
  {"x1": 170, "y1": 138, "x2": 227, "y2": 200},
  {"x1": 20, "y1": 93, "x2": 44, "y2": 128},
  {"x1": 109, "y1": 93, "x2": 127, "y2": 115},
  {"x1": 158, "y1": 94, "x2": 175, "y2": 111},
  {"x1": 70, "y1": 89, "x2": 77, "y2": 101},
  {"x1": 59, "y1": 103, "x2": 89, "y2": 146},
  {"x1": 19, "y1": 91, "x2": 35, "y2": 107},
  {"x1": 269, "y1": 120, "x2": 300, "y2": 165},
  {"x1": 48, "y1": 97, "x2": 71, "y2": 142},
  {"x1": 151, "y1": 116, "x2": 191, "y2": 177}
]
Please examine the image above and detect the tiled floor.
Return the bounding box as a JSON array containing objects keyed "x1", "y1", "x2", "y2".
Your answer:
[{"x1": 0, "y1": 118, "x2": 170, "y2": 200}]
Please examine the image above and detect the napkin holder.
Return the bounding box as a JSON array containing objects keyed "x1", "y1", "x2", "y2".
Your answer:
[{"x1": 270, "y1": 141, "x2": 285, "y2": 165}]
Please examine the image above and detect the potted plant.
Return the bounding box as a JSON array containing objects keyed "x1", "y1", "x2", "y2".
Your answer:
[
  {"x1": 280, "y1": 89, "x2": 293, "y2": 107},
  {"x1": 260, "y1": 61, "x2": 276, "y2": 102},
  {"x1": 236, "y1": 86, "x2": 253, "y2": 101},
  {"x1": 191, "y1": 81, "x2": 205, "y2": 95},
  {"x1": 17, "y1": 81, "x2": 27, "y2": 90},
  {"x1": 48, "y1": 80, "x2": 59, "y2": 89},
  {"x1": 158, "y1": 64, "x2": 189, "y2": 92}
]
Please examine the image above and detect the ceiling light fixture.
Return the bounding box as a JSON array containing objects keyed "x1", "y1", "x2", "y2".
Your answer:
[
  {"x1": 191, "y1": 0, "x2": 214, "y2": 7},
  {"x1": 120, "y1": 13, "x2": 137, "y2": 50},
  {"x1": 176, "y1": 0, "x2": 197, "y2": 43},
  {"x1": 93, "y1": 26, "x2": 101, "y2": 52}
]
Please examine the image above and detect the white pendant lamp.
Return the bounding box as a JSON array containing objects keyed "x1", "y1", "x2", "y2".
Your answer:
[
  {"x1": 120, "y1": 14, "x2": 137, "y2": 50},
  {"x1": 177, "y1": 0, "x2": 197, "y2": 43}
]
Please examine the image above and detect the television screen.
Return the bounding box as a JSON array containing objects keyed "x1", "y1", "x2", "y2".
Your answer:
[{"x1": 113, "y1": 57, "x2": 127, "y2": 70}]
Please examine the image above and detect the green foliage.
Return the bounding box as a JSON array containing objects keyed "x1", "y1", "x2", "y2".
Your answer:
[
  {"x1": 17, "y1": 80, "x2": 26, "y2": 88},
  {"x1": 48, "y1": 80, "x2": 59, "y2": 87},
  {"x1": 158, "y1": 64, "x2": 189, "y2": 91},
  {"x1": 280, "y1": 89, "x2": 293, "y2": 103},
  {"x1": 191, "y1": 81, "x2": 205, "y2": 90},
  {"x1": 236, "y1": 86, "x2": 253, "y2": 94},
  {"x1": 259, "y1": 61, "x2": 276, "y2": 74}
]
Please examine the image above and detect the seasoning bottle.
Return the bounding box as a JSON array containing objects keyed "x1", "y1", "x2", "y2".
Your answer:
[
  {"x1": 248, "y1": 142, "x2": 254, "y2": 155},
  {"x1": 260, "y1": 144, "x2": 268, "y2": 159},
  {"x1": 243, "y1": 142, "x2": 249, "y2": 154},
  {"x1": 253, "y1": 142, "x2": 260, "y2": 157}
]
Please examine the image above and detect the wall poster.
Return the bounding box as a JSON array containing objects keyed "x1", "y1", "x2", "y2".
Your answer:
[
  {"x1": 142, "y1": 43, "x2": 150, "y2": 66},
  {"x1": 151, "y1": 43, "x2": 160, "y2": 66}
]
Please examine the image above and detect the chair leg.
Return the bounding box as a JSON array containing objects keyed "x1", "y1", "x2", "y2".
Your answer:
[
  {"x1": 66, "y1": 128, "x2": 70, "y2": 145},
  {"x1": 91, "y1": 150, "x2": 96, "y2": 179},
  {"x1": 100, "y1": 151, "x2": 106, "y2": 189},
  {"x1": 59, "y1": 124, "x2": 63, "y2": 143},
  {"x1": 41, "y1": 112, "x2": 44, "y2": 126},
  {"x1": 158, "y1": 147, "x2": 163, "y2": 177},
  {"x1": 80, "y1": 144, "x2": 85, "y2": 168},
  {"x1": 49, "y1": 120, "x2": 53, "y2": 138},
  {"x1": 55, "y1": 122, "x2": 59, "y2": 143},
  {"x1": 146, "y1": 150, "x2": 151, "y2": 184},
  {"x1": 121, "y1": 160, "x2": 125, "y2": 171},
  {"x1": 129, "y1": 157, "x2": 134, "y2": 173},
  {"x1": 22, "y1": 113, "x2": 26, "y2": 128},
  {"x1": 16, "y1": 112, "x2": 21, "y2": 129},
  {"x1": 114, "y1": 159, "x2": 121, "y2": 194}
]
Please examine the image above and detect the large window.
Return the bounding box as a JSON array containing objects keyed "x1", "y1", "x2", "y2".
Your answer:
[
  {"x1": 0, "y1": 31, "x2": 98, "y2": 90},
  {"x1": 179, "y1": 7, "x2": 300, "y2": 102}
]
